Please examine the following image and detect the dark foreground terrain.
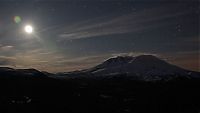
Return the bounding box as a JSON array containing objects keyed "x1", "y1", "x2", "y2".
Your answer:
[
  {"x1": 0, "y1": 75, "x2": 200, "y2": 113},
  {"x1": 0, "y1": 56, "x2": 200, "y2": 113}
]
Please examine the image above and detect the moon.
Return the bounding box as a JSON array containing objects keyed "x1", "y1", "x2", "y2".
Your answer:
[{"x1": 24, "y1": 25, "x2": 33, "y2": 34}]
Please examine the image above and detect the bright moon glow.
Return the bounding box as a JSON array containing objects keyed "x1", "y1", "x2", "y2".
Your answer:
[{"x1": 24, "y1": 25, "x2": 33, "y2": 34}]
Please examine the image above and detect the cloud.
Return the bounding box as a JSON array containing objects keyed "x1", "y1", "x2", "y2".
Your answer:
[
  {"x1": 0, "y1": 45, "x2": 14, "y2": 51},
  {"x1": 58, "y1": 5, "x2": 192, "y2": 41},
  {"x1": 110, "y1": 52, "x2": 159, "y2": 58}
]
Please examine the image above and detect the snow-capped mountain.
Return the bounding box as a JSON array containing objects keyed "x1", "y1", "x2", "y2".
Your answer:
[{"x1": 57, "y1": 55, "x2": 200, "y2": 81}]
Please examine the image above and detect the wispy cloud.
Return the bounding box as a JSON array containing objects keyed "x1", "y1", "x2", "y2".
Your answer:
[
  {"x1": 0, "y1": 45, "x2": 14, "y2": 51},
  {"x1": 59, "y1": 5, "x2": 192, "y2": 41}
]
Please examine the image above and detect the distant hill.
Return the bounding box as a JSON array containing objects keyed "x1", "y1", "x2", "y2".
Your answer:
[{"x1": 0, "y1": 67, "x2": 47, "y2": 78}]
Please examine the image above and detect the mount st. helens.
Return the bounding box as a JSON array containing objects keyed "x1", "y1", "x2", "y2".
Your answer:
[{"x1": 55, "y1": 55, "x2": 200, "y2": 81}]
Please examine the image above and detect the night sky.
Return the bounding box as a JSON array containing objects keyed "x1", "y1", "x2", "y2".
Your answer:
[{"x1": 0, "y1": 0, "x2": 199, "y2": 72}]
